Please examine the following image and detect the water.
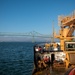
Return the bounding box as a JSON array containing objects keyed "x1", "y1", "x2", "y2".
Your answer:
[
  {"x1": 0, "y1": 42, "x2": 36, "y2": 75},
  {"x1": 0, "y1": 42, "x2": 66, "y2": 75}
]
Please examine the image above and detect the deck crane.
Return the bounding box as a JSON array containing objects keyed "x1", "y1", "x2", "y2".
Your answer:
[
  {"x1": 54, "y1": 11, "x2": 75, "y2": 69},
  {"x1": 32, "y1": 11, "x2": 75, "y2": 75}
]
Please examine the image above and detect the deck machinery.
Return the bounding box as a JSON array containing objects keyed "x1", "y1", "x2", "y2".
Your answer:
[
  {"x1": 54, "y1": 11, "x2": 75, "y2": 69},
  {"x1": 32, "y1": 11, "x2": 75, "y2": 75}
]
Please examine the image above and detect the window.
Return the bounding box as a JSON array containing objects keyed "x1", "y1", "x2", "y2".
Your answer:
[{"x1": 65, "y1": 42, "x2": 75, "y2": 51}]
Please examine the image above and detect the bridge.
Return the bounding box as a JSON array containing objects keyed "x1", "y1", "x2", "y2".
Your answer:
[{"x1": 0, "y1": 31, "x2": 53, "y2": 42}]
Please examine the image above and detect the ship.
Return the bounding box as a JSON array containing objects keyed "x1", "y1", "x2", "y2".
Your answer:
[{"x1": 32, "y1": 11, "x2": 75, "y2": 75}]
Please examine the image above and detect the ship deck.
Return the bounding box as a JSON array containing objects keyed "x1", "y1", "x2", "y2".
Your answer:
[{"x1": 32, "y1": 66, "x2": 65, "y2": 75}]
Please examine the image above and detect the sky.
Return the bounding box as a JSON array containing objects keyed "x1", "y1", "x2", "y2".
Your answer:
[{"x1": 0, "y1": 0, "x2": 75, "y2": 41}]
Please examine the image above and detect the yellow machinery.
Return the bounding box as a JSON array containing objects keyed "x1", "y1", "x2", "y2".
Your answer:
[
  {"x1": 54, "y1": 11, "x2": 75, "y2": 69},
  {"x1": 32, "y1": 11, "x2": 75, "y2": 75}
]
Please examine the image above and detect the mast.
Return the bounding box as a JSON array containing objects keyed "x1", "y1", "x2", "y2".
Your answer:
[{"x1": 52, "y1": 21, "x2": 55, "y2": 42}]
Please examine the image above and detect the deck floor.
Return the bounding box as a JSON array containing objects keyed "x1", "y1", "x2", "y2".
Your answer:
[{"x1": 32, "y1": 66, "x2": 65, "y2": 75}]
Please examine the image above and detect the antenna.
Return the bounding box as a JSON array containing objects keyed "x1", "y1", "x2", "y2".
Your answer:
[
  {"x1": 58, "y1": 15, "x2": 64, "y2": 27},
  {"x1": 52, "y1": 21, "x2": 55, "y2": 42}
]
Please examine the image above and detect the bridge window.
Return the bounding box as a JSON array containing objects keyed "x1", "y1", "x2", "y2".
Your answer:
[{"x1": 65, "y1": 42, "x2": 75, "y2": 51}]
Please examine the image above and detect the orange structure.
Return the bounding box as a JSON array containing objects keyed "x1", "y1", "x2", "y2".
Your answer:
[
  {"x1": 54, "y1": 11, "x2": 75, "y2": 69},
  {"x1": 55, "y1": 11, "x2": 75, "y2": 50},
  {"x1": 32, "y1": 11, "x2": 75, "y2": 75}
]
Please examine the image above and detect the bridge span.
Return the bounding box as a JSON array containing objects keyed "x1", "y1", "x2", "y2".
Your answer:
[{"x1": 0, "y1": 31, "x2": 53, "y2": 42}]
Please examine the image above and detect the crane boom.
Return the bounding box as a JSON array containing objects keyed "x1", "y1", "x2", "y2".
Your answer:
[{"x1": 55, "y1": 11, "x2": 75, "y2": 50}]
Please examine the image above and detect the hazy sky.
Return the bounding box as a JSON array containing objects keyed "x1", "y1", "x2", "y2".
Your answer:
[{"x1": 0, "y1": 0, "x2": 75, "y2": 41}]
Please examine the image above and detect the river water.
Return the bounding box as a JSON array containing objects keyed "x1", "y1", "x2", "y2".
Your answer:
[{"x1": 0, "y1": 42, "x2": 65, "y2": 75}]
